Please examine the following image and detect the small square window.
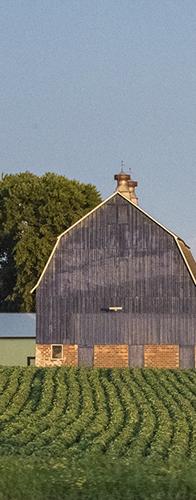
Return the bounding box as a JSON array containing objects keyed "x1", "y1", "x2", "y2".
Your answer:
[{"x1": 51, "y1": 345, "x2": 63, "y2": 359}]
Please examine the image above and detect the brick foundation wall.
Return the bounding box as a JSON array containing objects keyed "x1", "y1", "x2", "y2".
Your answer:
[
  {"x1": 144, "y1": 345, "x2": 179, "y2": 368},
  {"x1": 94, "y1": 345, "x2": 129, "y2": 368},
  {"x1": 35, "y1": 343, "x2": 187, "y2": 368},
  {"x1": 36, "y1": 344, "x2": 78, "y2": 367}
]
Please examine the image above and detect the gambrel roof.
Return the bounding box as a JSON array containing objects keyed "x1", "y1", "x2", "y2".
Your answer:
[{"x1": 31, "y1": 191, "x2": 196, "y2": 292}]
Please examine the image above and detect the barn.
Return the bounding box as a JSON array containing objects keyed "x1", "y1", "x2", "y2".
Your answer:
[{"x1": 31, "y1": 171, "x2": 196, "y2": 368}]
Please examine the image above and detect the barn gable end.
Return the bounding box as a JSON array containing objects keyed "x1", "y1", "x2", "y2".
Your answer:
[{"x1": 34, "y1": 192, "x2": 196, "y2": 367}]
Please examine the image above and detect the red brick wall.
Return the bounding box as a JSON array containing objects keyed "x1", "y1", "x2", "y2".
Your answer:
[
  {"x1": 94, "y1": 345, "x2": 129, "y2": 368},
  {"x1": 36, "y1": 344, "x2": 78, "y2": 367},
  {"x1": 144, "y1": 345, "x2": 179, "y2": 368},
  {"x1": 36, "y1": 343, "x2": 184, "y2": 368}
]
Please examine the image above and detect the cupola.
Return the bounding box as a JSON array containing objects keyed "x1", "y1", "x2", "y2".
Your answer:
[{"x1": 114, "y1": 162, "x2": 138, "y2": 204}]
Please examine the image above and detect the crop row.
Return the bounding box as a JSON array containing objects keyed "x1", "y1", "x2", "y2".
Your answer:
[{"x1": 0, "y1": 367, "x2": 195, "y2": 461}]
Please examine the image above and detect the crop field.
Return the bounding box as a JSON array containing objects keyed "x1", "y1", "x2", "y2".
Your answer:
[{"x1": 0, "y1": 366, "x2": 195, "y2": 461}]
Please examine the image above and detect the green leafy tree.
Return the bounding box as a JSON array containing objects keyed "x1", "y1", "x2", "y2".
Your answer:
[{"x1": 0, "y1": 172, "x2": 101, "y2": 312}]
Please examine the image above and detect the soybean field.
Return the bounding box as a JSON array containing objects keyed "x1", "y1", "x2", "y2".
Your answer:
[{"x1": 0, "y1": 367, "x2": 195, "y2": 462}]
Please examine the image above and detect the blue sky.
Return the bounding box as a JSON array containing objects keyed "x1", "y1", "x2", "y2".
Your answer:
[{"x1": 0, "y1": 0, "x2": 196, "y2": 255}]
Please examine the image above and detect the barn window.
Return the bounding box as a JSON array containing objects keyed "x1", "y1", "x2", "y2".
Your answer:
[{"x1": 51, "y1": 345, "x2": 63, "y2": 359}]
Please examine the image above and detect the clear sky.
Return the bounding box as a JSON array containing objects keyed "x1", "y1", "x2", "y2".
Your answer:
[{"x1": 0, "y1": 0, "x2": 196, "y2": 255}]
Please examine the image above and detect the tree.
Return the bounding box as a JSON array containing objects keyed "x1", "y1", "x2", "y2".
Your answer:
[{"x1": 0, "y1": 172, "x2": 101, "y2": 312}]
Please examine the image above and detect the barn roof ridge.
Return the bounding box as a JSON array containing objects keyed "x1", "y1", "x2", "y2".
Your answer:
[{"x1": 31, "y1": 191, "x2": 196, "y2": 292}]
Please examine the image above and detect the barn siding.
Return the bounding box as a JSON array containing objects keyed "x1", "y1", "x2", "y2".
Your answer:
[
  {"x1": 36, "y1": 194, "x2": 196, "y2": 347},
  {"x1": 129, "y1": 345, "x2": 144, "y2": 367},
  {"x1": 78, "y1": 346, "x2": 93, "y2": 367},
  {"x1": 179, "y1": 345, "x2": 195, "y2": 368}
]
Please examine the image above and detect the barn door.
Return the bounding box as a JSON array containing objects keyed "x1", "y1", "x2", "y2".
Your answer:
[
  {"x1": 78, "y1": 346, "x2": 93, "y2": 367},
  {"x1": 179, "y1": 346, "x2": 195, "y2": 369},
  {"x1": 129, "y1": 345, "x2": 144, "y2": 367}
]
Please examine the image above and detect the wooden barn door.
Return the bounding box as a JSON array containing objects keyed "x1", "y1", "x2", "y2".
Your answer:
[
  {"x1": 179, "y1": 346, "x2": 195, "y2": 369},
  {"x1": 78, "y1": 346, "x2": 93, "y2": 367},
  {"x1": 129, "y1": 345, "x2": 144, "y2": 367}
]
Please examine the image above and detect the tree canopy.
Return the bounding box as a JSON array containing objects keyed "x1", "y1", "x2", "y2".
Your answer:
[{"x1": 0, "y1": 172, "x2": 101, "y2": 312}]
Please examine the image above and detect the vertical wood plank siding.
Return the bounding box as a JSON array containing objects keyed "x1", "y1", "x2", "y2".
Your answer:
[
  {"x1": 179, "y1": 345, "x2": 195, "y2": 368},
  {"x1": 129, "y1": 345, "x2": 144, "y2": 367},
  {"x1": 78, "y1": 346, "x2": 93, "y2": 367},
  {"x1": 36, "y1": 194, "x2": 196, "y2": 345}
]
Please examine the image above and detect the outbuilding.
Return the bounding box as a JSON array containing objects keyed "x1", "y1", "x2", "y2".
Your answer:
[{"x1": 0, "y1": 314, "x2": 36, "y2": 366}]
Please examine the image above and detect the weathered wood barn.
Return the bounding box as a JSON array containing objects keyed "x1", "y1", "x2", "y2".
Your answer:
[{"x1": 31, "y1": 171, "x2": 196, "y2": 368}]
